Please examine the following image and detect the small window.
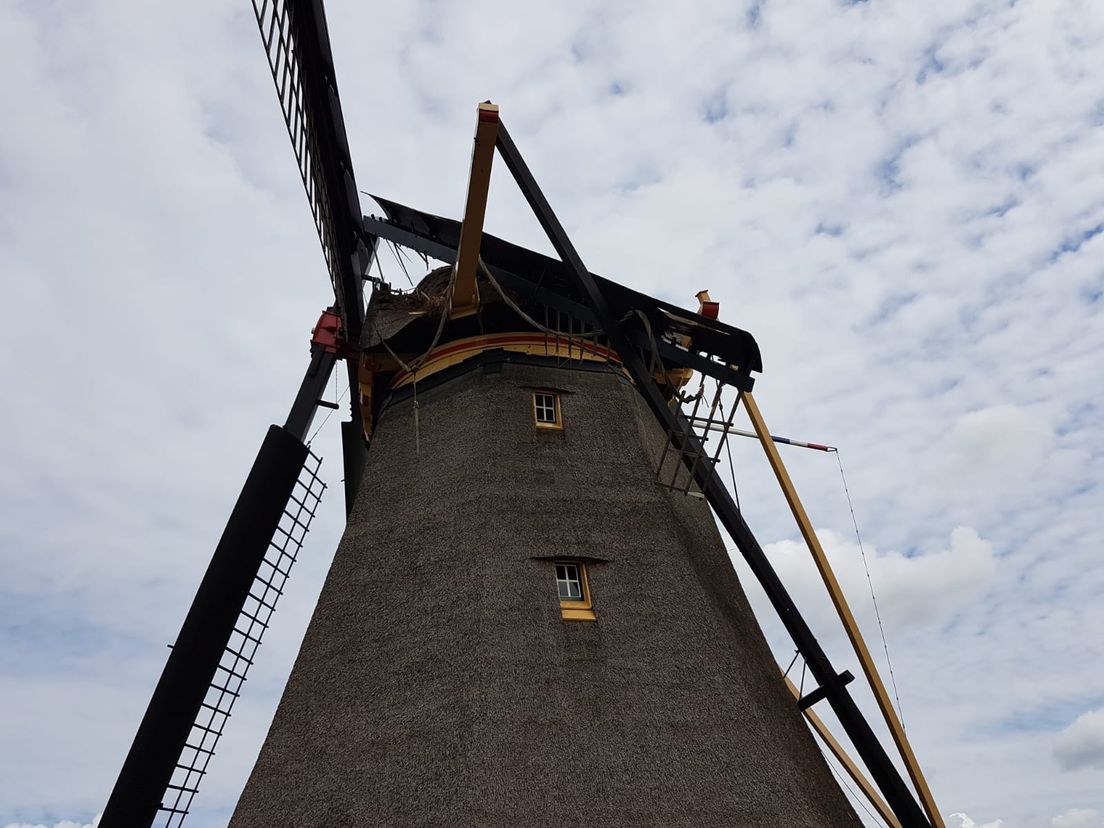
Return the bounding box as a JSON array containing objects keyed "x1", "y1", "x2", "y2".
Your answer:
[
  {"x1": 555, "y1": 563, "x2": 583, "y2": 599},
  {"x1": 554, "y1": 561, "x2": 595, "y2": 622},
  {"x1": 533, "y1": 391, "x2": 562, "y2": 429}
]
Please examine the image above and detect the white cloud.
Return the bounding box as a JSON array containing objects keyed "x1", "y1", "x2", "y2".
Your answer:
[
  {"x1": 761, "y1": 525, "x2": 996, "y2": 632},
  {"x1": 1052, "y1": 809, "x2": 1104, "y2": 828},
  {"x1": 2, "y1": 0, "x2": 1103, "y2": 827},
  {"x1": 949, "y1": 814, "x2": 1003, "y2": 828},
  {"x1": 1056, "y1": 710, "x2": 1104, "y2": 772},
  {"x1": 4, "y1": 818, "x2": 99, "y2": 828}
]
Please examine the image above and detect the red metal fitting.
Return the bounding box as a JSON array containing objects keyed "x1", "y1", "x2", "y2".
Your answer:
[
  {"x1": 699, "y1": 301, "x2": 720, "y2": 320},
  {"x1": 695, "y1": 290, "x2": 720, "y2": 320},
  {"x1": 311, "y1": 308, "x2": 353, "y2": 357}
]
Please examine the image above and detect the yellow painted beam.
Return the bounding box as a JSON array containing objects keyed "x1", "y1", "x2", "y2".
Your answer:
[
  {"x1": 742, "y1": 390, "x2": 945, "y2": 828},
  {"x1": 785, "y1": 675, "x2": 902, "y2": 828},
  {"x1": 451, "y1": 102, "x2": 499, "y2": 317}
]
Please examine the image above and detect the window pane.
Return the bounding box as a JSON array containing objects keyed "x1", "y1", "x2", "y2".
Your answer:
[
  {"x1": 535, "y1": 393, "x2": 557, "y2": 424},
  {"x1": 555, "y1": 563, "x2": 583, "y2": 601}
]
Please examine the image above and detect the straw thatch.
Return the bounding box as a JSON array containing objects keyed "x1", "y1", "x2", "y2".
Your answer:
[{"x1": 231, "y1": 354, "x2": 858, "y2": 826}]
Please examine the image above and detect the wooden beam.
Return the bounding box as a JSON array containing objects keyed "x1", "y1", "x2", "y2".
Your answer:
[
  {"x1": 451, "y1": 102, "x2": 499, "y2": 317},
  {"x1": 742, "y1": 390, "x2": 945, "y2": 828},
  {"x1": 786, "y1": 675, "x2": 903, "y2": 828}
]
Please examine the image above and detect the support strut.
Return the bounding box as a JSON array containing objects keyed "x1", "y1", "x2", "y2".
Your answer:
[
  {"x1": 742, "y1": 390, "x2": 944, "y2": 827},
  {"x1": 493, "y1": 119, "x2": 933, "y2": 828}
]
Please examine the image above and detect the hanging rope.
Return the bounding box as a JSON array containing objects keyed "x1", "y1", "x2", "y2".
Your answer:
[
  {"x1": 370, "y1": 243, "x2": 388, "y2": 285},
  {"x1": 835, "y1": 449, "x2": 906, "y2": 730},
  {"x1": 478, "y1": 258, "x2": 599, "y2": 341},
  {"x1": 374, "y1": 265, "x2": 457, "y2": 454}
]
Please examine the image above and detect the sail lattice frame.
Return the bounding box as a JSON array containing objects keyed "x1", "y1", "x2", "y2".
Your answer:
[{"x1": 156, "y1": 449, "x2": 325, "y2": 826}]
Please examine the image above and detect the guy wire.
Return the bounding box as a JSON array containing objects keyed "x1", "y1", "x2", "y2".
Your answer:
[{"x1": 835, "y1": 449, "x2": 906, "y2": 730}]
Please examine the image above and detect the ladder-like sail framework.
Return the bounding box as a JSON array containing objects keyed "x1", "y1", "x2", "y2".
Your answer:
[
  {"x1": 250, "y1": 0, "x2": 372, "y2": 337},
  {"x1": 102, "y1": 318, "x2": 350, "y2": 827},
  {"x1": 101, "y1": 428, "x2": 322, "y2": 826},
  {"x1": 158, "y1": 450, "x2": 324, "y2": 826}
]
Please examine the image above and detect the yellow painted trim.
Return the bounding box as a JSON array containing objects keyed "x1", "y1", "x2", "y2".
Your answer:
[
  {"x1": 557, "y1": 561, "x2": 595, "y2": 622},
  {"x1": 389, "y1": 332, "x2": 619, "y2": 389},
  {"x1": 533, "y1": 390, "x2": 563, "y2": 431},
  {"x1": 743, "y1": 390, "x2": 944, "y2": 828},
  {"x1": 561, "y1": 607, "x2": 597, "y2": 622}
]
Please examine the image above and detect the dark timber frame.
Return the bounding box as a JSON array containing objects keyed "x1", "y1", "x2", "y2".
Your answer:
[
  {"x1": 361, "y1": 212, "x2": 756, "y2": 395},
  {"x1": 250, "y1": 0, "x2": 376, "y2": 505}
]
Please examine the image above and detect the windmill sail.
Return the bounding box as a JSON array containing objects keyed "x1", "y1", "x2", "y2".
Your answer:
[
  {"x1": 250, "y1": 0, "x2": 371, "y2": 336},
  {"x1": 101, "y1": 427, "x2": 324, "y2": 826}
]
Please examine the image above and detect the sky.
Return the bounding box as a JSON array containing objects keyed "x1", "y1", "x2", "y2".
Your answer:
[{"x1": 1, "y1": 0, "x2": 1102, "y2": 825}]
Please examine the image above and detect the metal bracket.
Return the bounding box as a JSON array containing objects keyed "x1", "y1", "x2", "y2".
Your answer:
[{"x1": 310, "y1": 307, "x2": 356, "y2": 358}]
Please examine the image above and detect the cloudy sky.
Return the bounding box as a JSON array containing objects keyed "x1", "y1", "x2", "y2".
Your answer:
[{"x1": 2, "y1": 0, "x2": 1102, "y2": 825}]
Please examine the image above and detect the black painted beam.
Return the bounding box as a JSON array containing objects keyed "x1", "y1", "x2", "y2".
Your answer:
[
  {"x1": 363, "y1": 197, "x2": 763, "y2": 374},
  {"x1": 100, "y1": 426, "x2": 308, "y2": 827},
  {"x1": 102, "y1": 338, "x2": 343, "y2": 826},
  {"x1": 493, "y1": 120, "x2": 932, "y2": 828},
  {"x1": 363, "y1": 214, "x2": 754, "y2": 393}
]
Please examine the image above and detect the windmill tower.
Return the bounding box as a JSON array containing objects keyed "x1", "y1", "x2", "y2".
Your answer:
[
  {"x1": 230, "y1": 261, "x2": 858, "y2": 825},
  {"x1": 100, "y1": 2, "x2": 946, "y2": 826}
]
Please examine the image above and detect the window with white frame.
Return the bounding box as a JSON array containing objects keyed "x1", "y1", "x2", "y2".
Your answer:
[
  {"x1": 555, "y1": 563, "x2": 583, "y2": 600},
  {"x1": 533, "y1": 391, "x2": 560, "y2": 428},
  {"x1": 553, "y1": 560, "x2": 595, "y2": 621}
]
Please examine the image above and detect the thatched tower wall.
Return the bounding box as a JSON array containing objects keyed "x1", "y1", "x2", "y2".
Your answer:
[{"x1": 231, "y1": 354, "x2": 858, "y2": 826}]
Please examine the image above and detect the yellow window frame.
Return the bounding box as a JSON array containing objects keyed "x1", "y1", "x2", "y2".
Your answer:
[
  {"x1": 533, "y1": 390, "x2": 563, "y2": 430},
  {"x1": 556, "y1": 560, "x2": 596, "y2": 622}
]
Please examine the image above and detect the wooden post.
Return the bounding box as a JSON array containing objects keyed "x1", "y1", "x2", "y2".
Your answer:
[
  {"x1": 451, "y1": 102, "x2": 499, "y2": 317},
  {"x1": 741, "y1": 390, "x2": 944, "y2": 828}
]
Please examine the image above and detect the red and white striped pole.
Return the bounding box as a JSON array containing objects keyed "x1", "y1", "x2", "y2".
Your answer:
[{"x1": 689, "y1": 418, "x2": 836, "y2": 452}]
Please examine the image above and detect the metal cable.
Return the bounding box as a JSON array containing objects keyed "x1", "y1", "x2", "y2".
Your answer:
[
  {"x1": 827, "y1": 757, "x2": 888, "y2": 828},
  {"x1": 306, "y1": 382, "x2": 349, "y2": 446},
  {"x1": 388, "y1": 240, "x2": 414, "y2": 287},
  {"x1": 835, "y1": 449, "x2": 906, "y2": 730},
  {"x1": 718, "y1": 397, "x2": 741, "y2": 511}
]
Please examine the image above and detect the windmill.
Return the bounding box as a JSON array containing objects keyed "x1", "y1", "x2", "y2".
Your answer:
[{"x1": 100, "y1": 1, "x2": 946, "y2": 825}]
